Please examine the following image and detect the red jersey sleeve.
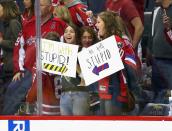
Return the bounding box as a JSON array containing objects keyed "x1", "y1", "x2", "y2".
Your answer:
[
  {"x1": 69, "y1": 3, "x2": 94, "y2": 27},
  {"x1": 53, "y1": 17, "x2": 67, "y2": 36},
  {"x1": 115, "y1": 35, "x2": 137, "y2": 70},
  {"x1": 75, "y1": 4, "x2": 93, "y2": 26}
]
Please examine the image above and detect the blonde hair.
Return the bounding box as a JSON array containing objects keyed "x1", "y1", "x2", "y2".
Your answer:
[{"x1": 53, "y1": 5, "x2": 73, "y2": 25}]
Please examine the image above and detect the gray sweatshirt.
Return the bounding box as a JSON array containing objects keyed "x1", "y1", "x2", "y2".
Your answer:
[{"x1": 152, "y1": 6, "x2": 172, "y2": 59}]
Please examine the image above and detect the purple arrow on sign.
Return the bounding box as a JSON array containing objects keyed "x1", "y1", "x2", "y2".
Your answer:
[{"x1": 92, "y1": 63, "x2": 109, "y2": 75}]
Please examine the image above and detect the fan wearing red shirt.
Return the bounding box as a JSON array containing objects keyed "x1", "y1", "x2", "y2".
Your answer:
[
  {"x1": 132, "y1": 0, "x2": 144, "y2": 24},
  {"x1": 2, "y1": 0, "x2": 67, "y2": 115},
  {"x1": 106, "y1": 0, "x2": 144, "y2": 49}
]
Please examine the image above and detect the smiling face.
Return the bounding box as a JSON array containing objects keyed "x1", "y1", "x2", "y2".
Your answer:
[
  {"x1": 64, "y1": 25, "x2": 76, "y2": 44},
  {"x1": 95, "y1": 16, "x2": 106, "y2": 38}
]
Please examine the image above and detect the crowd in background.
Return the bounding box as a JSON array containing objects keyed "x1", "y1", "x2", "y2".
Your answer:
[{"x1": 0, "y1": 0, "x2": 172, "y2": 116}]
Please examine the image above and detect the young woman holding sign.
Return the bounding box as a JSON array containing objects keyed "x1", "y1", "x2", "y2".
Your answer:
[
  {"x1": 79, "y1": 26, "x2": 101, "y2": 115},
  {"x1": 95, "y1": 11, "x2": 137, "y2": 115},
  {"x1": 60, "y1": 24, "x2": 90, "y2": 116}
]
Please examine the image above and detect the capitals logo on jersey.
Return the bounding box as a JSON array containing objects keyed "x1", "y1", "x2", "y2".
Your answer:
[{"x1": 26, "y1": 36, "x2": 36, "y2": 45}]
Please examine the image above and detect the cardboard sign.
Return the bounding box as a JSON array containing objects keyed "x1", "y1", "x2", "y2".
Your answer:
[
  {"x1": 78, "y1": 36, "x2": 124, "y2": 85},
  {"x1": 41, "y1": 39, "x2": 79, "y2": 77}
]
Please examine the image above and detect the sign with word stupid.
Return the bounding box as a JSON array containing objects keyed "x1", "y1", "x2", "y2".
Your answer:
[
  {"x1": 41, "y1": 39, "x2": 79, "y2": 77},
  {"x1": 78, "y1": 36, "x2": 124, "y2": 85}
]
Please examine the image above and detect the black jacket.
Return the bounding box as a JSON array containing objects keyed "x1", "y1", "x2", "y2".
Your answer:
[{"x1": 0, "y1": 18, "x2": 21, "y2": 76}]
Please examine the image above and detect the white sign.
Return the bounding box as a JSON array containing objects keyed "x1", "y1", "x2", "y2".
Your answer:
[
  {"x1": 78, "y1": 36, "x2": 124, "y2": 85},
  {"x1": 41, "y1": 39, "x2": 79, "y2": 77}
]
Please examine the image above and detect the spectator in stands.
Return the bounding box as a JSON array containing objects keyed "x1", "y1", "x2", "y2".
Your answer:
[
  {"x1": 151, "y1": 0, "x2": 172, "y2": 103},
  {"x1": 105, "y1": 0, "x2": 143, "y2": 88},
  {"x1": 79, "y1": 26, "x2": 100, "y2": 115},
  {"x1": 150, "y1": 0, "x2": 172, "y2": 103},
  {"x1": 0, "y1": 0, "x2": 21, "y2": 88},
  {"x1": 145, "y1": 0, "x2": 162, "y2": 67},
  {"x1": 95, "y1": 11, "x2": 137, "y2": 115},
  {"x1": 105, "y1": 0, "x2": 144, "y2": 49},
  {"x1": 60, "y1": 23, "x2": 90, "y2": 115},
  {"x1": 0, "y1": 0, "x2": 21, "y2": 115},
  {"x1": 26, "y1": 32, "x2": 61, "y2": 115},
  {"x1": 2, "y1": 0, "x2": 66, "y2": 115},
  {"x1": 11, "y1": 0, "x2": 36, "y2": 84},
  {"x1": 22, "y1": 0, "x2": 35, "y2": 26}
]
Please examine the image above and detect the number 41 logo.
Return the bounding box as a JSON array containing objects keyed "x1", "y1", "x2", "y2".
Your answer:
[{"x1": 8, "y1": 120, "x2": 30, "y2": 131}]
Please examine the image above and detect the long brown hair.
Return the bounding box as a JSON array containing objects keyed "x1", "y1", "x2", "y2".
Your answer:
[
  {"x1": 1, "y1": 1, "x2": 21, "y2": 21},
  {"x1": 64, "y1": 23, "x2": 80, "y2": 45},
  {"x1": 80, "y1": 26, "x2": 98, "y2": 46},
  {"x1": 97, "y1": 11, "x2": 123, "y2": 39},
  {"x1": 112, "y1": 11, "x2": 132, "y2": 41}
]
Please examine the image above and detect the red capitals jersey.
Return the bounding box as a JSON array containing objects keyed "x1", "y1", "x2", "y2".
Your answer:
[
  {"x1": 98, "y1": 35, "x2": 137, "y2": 100},
  {"x1": 62, "y1": 1, "x2": 94, "y2": 27},
  {"x1": 13, "y1": 17, "x2": 67, "y2": 74}
]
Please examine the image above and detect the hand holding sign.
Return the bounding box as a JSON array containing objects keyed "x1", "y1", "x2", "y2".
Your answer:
[
  {"x1": 41, "y1": 39, "x2": 79, "y2": 77},
  {"x1": 78, "y1": 36, "x2": 124, "y2": 85}
]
